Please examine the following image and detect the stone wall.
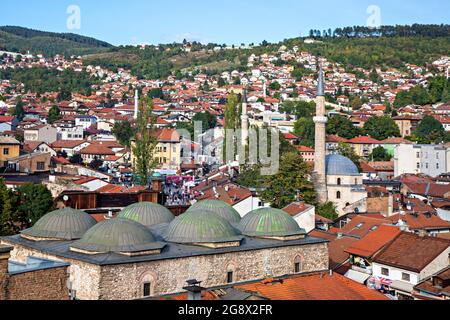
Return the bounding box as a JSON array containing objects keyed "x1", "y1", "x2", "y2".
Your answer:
[
  {"x1": 2, "y1": 240, "x2": 328, "y2": 300},
  {"x1": 98, "y1": 243, "x2": 329, "y2": 300}
]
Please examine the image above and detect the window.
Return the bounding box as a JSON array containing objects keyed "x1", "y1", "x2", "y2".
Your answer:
[
  {"x1": 416, "y1": 152, "x2": 420, "y2": 158},
  {"x1": 381, "y1": 268, "x2": 389, "y2": 276},
  {"x1": 416, "y1": 163, "x2": 420, "y2": 169},
  {"x1": 337, "y1": 178, "x2": 341, "y2": 186},
  {"x1": 294, "y1": 262, "x2": 301, "y2": 273},
  {"x1": 37, "y1": 162, "x2": 45, "y2": 171},
  {"x1": 402, "y1": 273, "x2": 410, "y2": 282},
  {"x1": 143, "y1": 282, "x2": 151, "y2": 297},
  {"x1": 3, "y1": 148, "x2": 9, "y2": 155},
  {"x1": 437, "y1": 163, "x2": 440, "y2": 169},
  {"x1": 336, "y1": 191, "x2": 341, "y2": 199},
  {"x1": 227, "y1": 271, "x2": 234, "y2": 284}
]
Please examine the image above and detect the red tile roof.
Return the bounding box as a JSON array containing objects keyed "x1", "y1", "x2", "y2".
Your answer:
[
  {"x1": 373, "y1": 232, "x2": 450, "y2": 273},
  {"x1": 348, "y1": 136, "x2": 381, "y2": 144},
  {"x1": 345, "y1": 225, "x2": 402, "y2": 258}
]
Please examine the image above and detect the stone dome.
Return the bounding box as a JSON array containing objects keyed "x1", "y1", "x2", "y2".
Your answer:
[
  {"x1": 118, "y1": 202, "x2": 175, "y2": 227},
  {"x1": 238, "y1": 208, "x2": 306, "y2": 238},
  {"x1": 164, "y1": 209, "x2": 243, "y2": 245},
  {"x1": 21, "y1": 208, "x2": 97, "y2": 241},
  {"x1": 326, "y1": 154, "x2": 360, "y2": 176},
  {"x1": 187, "y1": 200, "x2": 241, "y2": 223},
  {"x1": 70, "y1": 218, "x2": 165, "y2": 254}
]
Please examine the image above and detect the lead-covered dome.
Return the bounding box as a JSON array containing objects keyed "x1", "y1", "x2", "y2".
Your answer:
[
  {"x1": 70, "y1": 218, "x2": 165, "y2": 255},
  {"x1": 118, "y1": 202, "x2": 175, "y2": 227},
  {"x1": 238, "y1": 208, "x2": 306, "y2": 239},
  {"x1": 326, "y1": 154, "x2": 360, "y2": 176},
  {"x1": 187, "y1": 200, "x2": 241, "y2": 223},
  {"x1": 164, "y1": 209, "x2": 243, "y2": 246},
  {"x1": 21, "y1": 208, "x2": 97, "y2": 241}
]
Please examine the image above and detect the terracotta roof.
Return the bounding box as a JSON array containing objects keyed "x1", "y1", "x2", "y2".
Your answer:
[
  {"x1": 373, "y1": 232, "x2": 450, "y2": 273},
  {"x1": 296, "y1": 145, "x2": 315, "y2": 152},
  {"x1": 345, "y1": 225, "x2": 402, "y2": 258},
  {"x1": 0, "y1": 116, "x2": 16, "y2": 122},
  {"x1": 96, "y1": 184, "x2": 125, "y2": 193},
  {"x1": 80, "y1": 144, "x2": 116, "y2": 156},
  {"x1": 235, "y1": 272, "x2": 388, "y2": 300},
  {"x1": 403, "y1": 182, "x2": 450, "y2": 199},
  {"x1": 331, "y1": 215, "x2": 392, "y2": 238},
  {"x1": 51, "y1": 140, "x2": 87, "y2": 149},
  {"x1": 348, "y1": 136, "x2": 381, "y2": 144},
  {"x1": 282, "y1": 133, "x2": 298, "y2": 140},
  {"x1": 388, "y1": 211, "x2": 450, "y2": 231},
  {"x1": 381, "y1": 137, "x2": 413, "y2": 144},
  {"x1": 414, "y1": 266, "x2": 450, "y2": 298},
  {"x1": 282, "y1": 202, "x2": 312, "y2": 217},
  {"x1": 326, "y1": 135, "x2": 348, "y2": 143}
]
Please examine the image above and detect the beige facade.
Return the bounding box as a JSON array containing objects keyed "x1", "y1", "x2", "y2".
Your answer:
[
  {"x1": 3, "y1": 240, "x2": 328, "y2": 300},
  {"x1": 327, "y1": 174, "x2": 367, "y2": 216}
]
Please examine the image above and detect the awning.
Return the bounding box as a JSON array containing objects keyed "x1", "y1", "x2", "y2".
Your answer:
[{"x1": 345, "y1": 269, "x2": 371, "y2": 284}]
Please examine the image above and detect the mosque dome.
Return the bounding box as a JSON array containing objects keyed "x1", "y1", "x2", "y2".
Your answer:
[
  {"x1": 118, "y1": 202, "x2": 175, "y2": 227},
  {"x1": 70, "y1": 218, "x2": 165, "y2": 255},
  {"x1": 164, "y1": 209, "x2": 243, "y2": 245},
  {"x1": 187, "y1": 200, "x2": 241, "y2": 223},
  {"x1": 238, "y1": 208, "x2": 306, "y2": 239},
  {"x1": 325, "y1": 154, "x2": 360, "y2": 176},
  {"x1": 21, "y1": 208, "x2": 97, "y2": 241}
]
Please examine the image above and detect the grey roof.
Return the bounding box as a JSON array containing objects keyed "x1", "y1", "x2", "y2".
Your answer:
[
  {"x1": 326, "y1": 154, "x2": 360, "y2": 176},
  {"x1": 0, "y1": 136, "x2": 20, "y2": 145},
  {"x1": 164, "y1": 209, "x2": 243, "y2": 244},
  {"x1": 118, "y1": 202, "x2": 175, "y2": 227},
  {"x1": 2, "y1": 233, "x2": 327, "y2": 267},
  {"x1": 238, "y1": 208, "x2": 306, "y2": 238},
  {"x1": 70, "y1": 218, "x2": 166, "y2": 254},
  {"x1": 21, "y1": 208, "x2": 97, "y2": 240},
  {"x1": 187, "y1": 200, "x2": 242, "y2": 223},
  {"x1": 8, "y1": 256, "x2": 69, "y2": 275},
  {"x1": 317, "y1": 65, "x2": 325, "y2": 96}
]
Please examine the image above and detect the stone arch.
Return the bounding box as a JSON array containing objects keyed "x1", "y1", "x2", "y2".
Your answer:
[{"x1": 138, "y1": 271, "x2": 157, "y2": 298}]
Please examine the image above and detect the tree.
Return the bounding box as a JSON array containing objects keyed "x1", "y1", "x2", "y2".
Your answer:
[
  {"x1": 218, "y1": 77, "x2": 226, "y2": 87},
  {"x1": 363, "y1": 116, "x2": 401, "y2": 140},
  {"x1": 147, "y1": 88, "x2": 164, "y2": 99},
  {"x1": 259, "y1": 153, "x2": 316, "y2": 209},
  {"x1": 57, "y1": 89, "x2": 71, "y2": 102},
  {"x1": 349, "y1": 96, "x2": 363, "y2": 110},
  {"x1": 15, "y1": 184, "x2": 54, "y2": 227},
  {"x1": 69, "y1": 154, "x2": 83, "y2": 164},
  {"x1": 316, "y1": 202, "x2": 338, "y2": 221},
  {"x1": 89, "y1": 157, "x2": 104, "y2": 170},
  {"x1": 336, "y1": 142, "x2": 361, "y2": 169},
  {"x1": 369, "y1": 146, "x2": 393, "y2": 161},
  {"x1": 112, "y1": 121, "x2": 135, "y2": 148},
  {"x1": 269, "y1": 82, "x2": 281, "y2": 90},
  {"x1": 13, "y1": 99, "x2": 25, "y2": 121},
  {"x1": 280, "y1": 100, "x2": 316, "y2": 119},
  {"x1": 0, "y1": 178, "x2": 17, "y2": 236},
  {"x1": 47, "y1": 105, "x2": 61, "y2": 124},
  {"x1": 414, "y1": 115, "x2": 446, "y2": 143},
  {"x1": 192, "y1": 111, "x2": 217, "y2": 132},
  {"x1": 327, "y1": 115, "x2": 361, "y2": 139},
  {"x1": 293, "y1": 117, "x2": 315, "y2": 147},
  {"x1": 133, "y1": 97, "x2": 158, "y2": 186},
  {"x1": 223, "y1": 93, "x2": 240, "y2": 160}
]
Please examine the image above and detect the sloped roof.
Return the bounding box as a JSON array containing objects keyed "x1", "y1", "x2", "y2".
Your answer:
[{"x1": 373, "y1": 232, "x2": 450, "y2": 273}]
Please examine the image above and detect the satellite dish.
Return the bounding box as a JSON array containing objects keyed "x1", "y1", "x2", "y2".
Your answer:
[{"x1": 63, "y1": 195, "x2": 69, "y2": 202}]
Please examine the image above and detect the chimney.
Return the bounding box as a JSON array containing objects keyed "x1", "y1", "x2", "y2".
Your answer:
[
  {"x1": 387, "y1": 192, "x2": 394, "y2": 217},
  {"x1": 183, "y1": 279, "x2": 205, "y2": 301}
]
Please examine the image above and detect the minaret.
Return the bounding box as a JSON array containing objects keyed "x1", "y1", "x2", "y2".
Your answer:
[
  {"x1": 263, "y1": 81, "x2": 267, "y2": 98},
  {"x1": 241, "y1": 88, "x2": 249, "y2": 146},
  {"x1": 134, "y1": 89, "x2": 139, "y2": 119},
  {"x1": 313, "y1": 65, "x2": 328, "y2": 204}
]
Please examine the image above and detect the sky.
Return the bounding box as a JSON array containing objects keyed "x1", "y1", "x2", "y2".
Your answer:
[{"x1": 1, "y1": 0, "x2": 449, "y2": 46}]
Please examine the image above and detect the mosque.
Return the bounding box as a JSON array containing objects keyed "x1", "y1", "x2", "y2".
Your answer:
[
  {"x1": 312, "y1": 66, "x2": 367, "y2": 216},
  {"x1": 1, "y1": 200, "x2": 329, "y2": 300}
]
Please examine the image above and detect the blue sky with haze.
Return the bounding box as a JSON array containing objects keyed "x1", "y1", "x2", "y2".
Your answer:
[{"x1": 1, "y1": 0, "x2": 449, "y2": 45}]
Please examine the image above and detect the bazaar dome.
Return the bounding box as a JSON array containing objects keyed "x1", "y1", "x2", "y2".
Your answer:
[
  {"x1": 187, "y1": 200, "x2": 241, "y2": 223},
  {"x1": 118, "y1": 202, "x2": 175, "y2": 227}
]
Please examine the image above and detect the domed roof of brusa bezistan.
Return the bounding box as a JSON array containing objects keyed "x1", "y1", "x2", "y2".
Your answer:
[
  {"x1": 70, "y1": 218, "x2": 166, "y2": 256},
  {"x1": 164, "y1": 209, "x2": 243, "y2": 248},
  {"x1": 325, "y1": 154, "x2": 360, "y2": 176},
  {"x1": 187, "y1": 200, "x2": 242, "y2": 223},
  {"x1": 20, "y1": 208, "x2": 97, "y2": 241},
  {"x1": 238, "y1": 208, "x2": 306, "y2": 240},
  {"x1": 118, "y1": 202, "x2": 175, "y2": 227}
]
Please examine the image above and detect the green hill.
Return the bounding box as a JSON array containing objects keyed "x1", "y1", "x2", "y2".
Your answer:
[{"x1": 0, "y1": 26, "x2": 113, "y2": 56}]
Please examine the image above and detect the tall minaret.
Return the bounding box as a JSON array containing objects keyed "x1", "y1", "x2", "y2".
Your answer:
[
  {"x1": 134, "y1": 89, "x2": 139, "y2": 119},
  {"x1": 313, "y1": 65, "x2": 328, "y2": 204},
  {"x1": 241, "y1": 88, "x2": 249, "y2": 146},
  {"x1": 263, "y1": 81, "x2": 267, "y2": 98}
]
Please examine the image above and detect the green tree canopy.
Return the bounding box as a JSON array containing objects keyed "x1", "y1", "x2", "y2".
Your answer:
[
  {"x1": 369, "y1": 146, "x2": 393, "y2": 161},
  {"x1": 293, "y1": 117, "x2": 315, "y2": 147},
  {"x1": 414, "y1": 115, "x2": 446, "y2": 144},
  {"x1": 363, "y1": 116, "x2": 401, "y2": 140},
  {"x1": 112, "y1": 121, "x2": 135, "y2": 148},
  {"x1": 327, "y1": 115, "x2": 361, "y2": 139},
  {"x1": 47, "y1": 105, "x2": 61, "y2": 124}
]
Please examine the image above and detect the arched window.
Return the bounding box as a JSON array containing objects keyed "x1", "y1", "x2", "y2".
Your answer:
[
  {"x1": 336, "y1": 191, "x2": 341, "y2": 199},
  {"x1": 294, "y1": 256, "x2": 302, "y2": 274},
  {"x1": 139, "y1": 272, "x2": 156, "y2": 298},
  {"x1": 337, "y1": 178, "x2": 342, "y2": 185}
]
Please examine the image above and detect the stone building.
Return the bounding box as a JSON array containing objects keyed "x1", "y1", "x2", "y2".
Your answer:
[
  {"x1": 1, "y1": 202, "x2": 329, "y2": 300},
  {"x1": 0, "y1": 244, "x2": 69, "y2": 300}
]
